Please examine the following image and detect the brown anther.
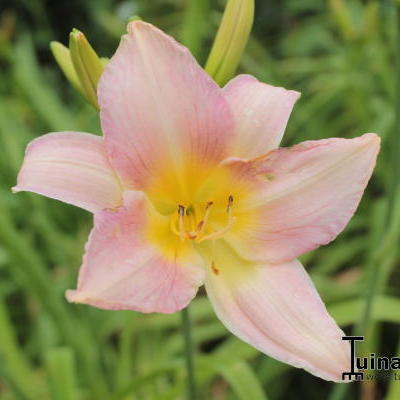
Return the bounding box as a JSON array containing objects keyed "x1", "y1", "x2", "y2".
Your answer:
[
  {"x1": 211, "y1": 261, "x2": 220, "y2": 276},
  {"x1": 206, "y1": 201, "x2": 214, "y2": 209},
  {"x1": 227, "y1": 195, "x2": 233, "y2": 212},
  {"x1": 178, "y1": 204, "x2": 185, "y2": 216}
]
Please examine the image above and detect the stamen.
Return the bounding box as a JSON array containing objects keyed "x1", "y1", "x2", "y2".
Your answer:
[
  {"x1": 178, "y1": 205, "x2": 186, "y2": 242},
  {"x1": 194, "y1": 201, "x2": 213, "y2": 237},
  {"x1": 197, "y1": 216, "x2": 237, "y2": 242},
  {"x1": 227, "y1": 195, "x2": 233, "y2": 222},
  {"x1": 170, "y1": 197, "x2": 235, "y2": 243},
  {"x1": 178, "y1": 205, "x2": 185, "y2": 216},
  {"x1": 197, "y1": 196, "x2": 236, "y2": 243},
  {"x1": 227, "y1": 195, "x2": 233, "y2": 212},
  {"x1": 187, "y1": 201, "x2": 213, "y2": 239}
]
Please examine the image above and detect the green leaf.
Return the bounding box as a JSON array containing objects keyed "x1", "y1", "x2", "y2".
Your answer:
[
  {"x1": 215, "y1": 360, "x2": 269, "y2": 400},
  {"x1": 45, "y1": 348, "x2": 78, "y2": 400},
  {"x1": 0, "y1": 297, "x2": 34, "y2": 399},
  {"x1": 328, "y1": 296, "x2": 400, "y2": 326}
]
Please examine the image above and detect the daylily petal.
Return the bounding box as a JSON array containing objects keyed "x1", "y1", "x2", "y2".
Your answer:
[
  {"x1": 203, "y1": 241, "x2": 350, "y2": 381},
  {"x1": 224, "y1": 133, "x2": 380, "y2": 263},
  {"x1": 66, "y1": 191, "x2": 205, "y2": 313},
  {"x1": 13, "y1": 132, "x2": 122, "y2": 213},
  {"x1": 98, "y1": 21, "x2": 233, "y2": 193},
  {"x1": 223, "y1": 74, "x2": 300, "y2": 158}
]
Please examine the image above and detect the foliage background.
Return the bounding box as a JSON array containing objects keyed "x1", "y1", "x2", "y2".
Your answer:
[{"x1": 0, "y1": 0, "x2": 399, "y2": 399}]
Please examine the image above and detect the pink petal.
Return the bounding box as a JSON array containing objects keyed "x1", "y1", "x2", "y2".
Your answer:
[
  {"x1": 98, "y1": 21, "x2": 233, "y2": 191},
  {"x1": 204, "y1": 244, "x2": 350, "y2": 381},
  {"x1": 13, "y1": 132, "x2": 122, "y2": 213},
  {"x1": 225, "y1": 133, "x2": 380, "y2": 263},
  {"x1": 223, "y1": 74, "x2": 300, "y2": 158},
  {"x1": 66, "y1": 191, "x2": 204, "y2": 313}
]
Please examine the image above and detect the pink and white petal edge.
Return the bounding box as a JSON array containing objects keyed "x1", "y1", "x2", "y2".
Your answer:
[
  {"x1": 223, "y1": 74, "x2": 300, "y2": 159},
  {"x1": 205, "y1": 257, "x2": 351, "y2": 381},
  {"x1": 13, "y1": 132, "x2": 122, "y2": 213},
  {"x1": 66, "y1": 191, "x2": 205, "y2": 314}
]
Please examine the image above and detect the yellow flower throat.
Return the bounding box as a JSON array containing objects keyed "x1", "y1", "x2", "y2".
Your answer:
[{"x1": 146, "y1": 160, "x2": 254, "y2": 264}]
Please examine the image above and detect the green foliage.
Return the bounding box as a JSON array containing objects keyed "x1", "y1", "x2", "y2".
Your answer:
[{"x1": 0, "y1": 0, "x2": 399, "y2": 399}]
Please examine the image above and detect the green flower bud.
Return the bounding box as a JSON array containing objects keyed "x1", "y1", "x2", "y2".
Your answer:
[
  {"x1": 50, "y1": 41, "x2": 84, "y2": 95},
  {"x1": 205, "y1": 0, "x2": 254, "y2": 86},
  {"x1": 69, "y1": 29, "x2": 104, "y2": 109}
]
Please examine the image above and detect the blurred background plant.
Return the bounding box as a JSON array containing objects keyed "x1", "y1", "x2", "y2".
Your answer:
[{"x1": 0, "y1": 0, "x2": 399, "y2": 399}]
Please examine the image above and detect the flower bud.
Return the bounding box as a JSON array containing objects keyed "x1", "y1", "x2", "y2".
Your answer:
[
  {"x1": 69, "y1": 29, "x2": 104, "y2": 109},
  {"x1": 50, "y1": 41, "x2": 84, "y2": 95},
  {"x1": 205, "y1": 0, "x2": 254, "y2": 86},
  {"x1": 128, "y1": 15, "x2": 142, "y2": 23}
]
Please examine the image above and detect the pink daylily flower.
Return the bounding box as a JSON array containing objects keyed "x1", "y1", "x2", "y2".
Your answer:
[{"x1": 14, "y1": 21, "x2": 380, "y2": 381}]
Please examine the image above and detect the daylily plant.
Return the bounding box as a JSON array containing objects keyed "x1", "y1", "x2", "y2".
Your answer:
[{"x1": 14, "y1": 21, "x2": 380, "y2": 381}]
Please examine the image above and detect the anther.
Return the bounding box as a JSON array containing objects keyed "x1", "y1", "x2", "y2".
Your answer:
[{"x1": 227, "y1": 195, "x2": 234, "y2": 212}]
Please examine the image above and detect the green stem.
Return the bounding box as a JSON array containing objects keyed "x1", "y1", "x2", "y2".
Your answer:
[{"x1": 181, "y1": 307, "x2": 197, "y2": 400}]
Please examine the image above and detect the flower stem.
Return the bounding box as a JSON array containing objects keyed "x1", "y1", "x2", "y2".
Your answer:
[{"x1": 181, "y1": 307, "x2": 197, "y2": 400}]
